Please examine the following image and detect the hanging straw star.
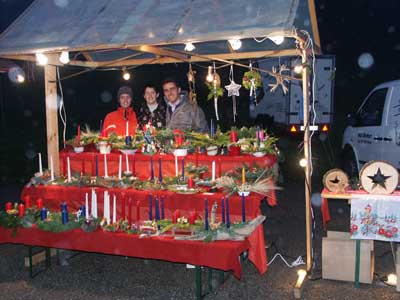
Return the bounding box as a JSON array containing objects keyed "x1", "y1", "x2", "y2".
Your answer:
[
  {"x1": 268, "y1": 64, "x2": 290, "y2": 94},
  {"x1": 225, "y1": 65, "x2": 241, "y2": 123}
]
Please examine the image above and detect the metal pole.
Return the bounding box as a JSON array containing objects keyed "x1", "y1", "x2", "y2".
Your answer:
[{"x1": 302, "y1": 49, "x2": 313, "y2": 273}]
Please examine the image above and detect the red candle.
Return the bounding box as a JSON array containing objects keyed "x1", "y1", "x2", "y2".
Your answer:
[
  {"x1": 176, "y1": 136, "x2": 183, "y2": 146},
  {"x1": 230, "y1": 130, "x2": 238, "y2": 142},
  {"x1": 36, "y1": 198, "x2": 43, "y2": 209},
  {"x1": 18, "y1": 204, "x2": 25, "y2": 217},
  {"x1": 23, "y1": 196, "x2": 31, "y2": 208},
  {"x1": 128, "y1": 197, "x2": 132, "y2": 224},
  {"x1": 136, "y1": 200, "x2": 140, "y2": 221},
  {"x1": 172, "y1": 209, "x2": 180, "y2": 224},
  {"x1": 77, "y1": 125, "x2": 81, "y2": 142},
  {"x1": 189, "y1": 211, "x2": 197, "y2": 225},
  {"x1": 121, "y1": 193, "x2": 126, "y2": 219},
  {"x1": 187, "y1": 177, "x2": 194, "y2": 189},
  {"x1": 5, "y1": 202, "x2": 12, "y2": 211}
]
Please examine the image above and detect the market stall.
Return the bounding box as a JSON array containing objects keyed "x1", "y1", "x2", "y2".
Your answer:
[{"x1": 0, "y1": 1, "x2": 322, "y2": 297}]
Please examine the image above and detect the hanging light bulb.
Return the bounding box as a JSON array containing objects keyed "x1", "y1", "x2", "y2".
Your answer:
[
  {"x1": 206, "y1": 66, "x2": 214, "y2": 82},
  {"x1": 36, "y1": 53, "x2": 48, "y2": 66},
  {"x1": 299, "y1": 158, "x2": 307, "y2": 168},
  {"x1": 59, "y1": 51, "x2": 70, "y2": 64},
  {"x1": 294, "y1": 64, "x2": 303, "y2": 74},
  {"x1": 122, "y1": 68, "x2": 131, "y2": 81},
  {"x1": 228, "y1": 39, "x2": 242, "y2": 50},
  {"x1": 16, "y1": 74, "x2": 25, "y2": 83},
  {"x1": 184, "y1": 42, "x2": 195, "y2": 52},
  {"x1": 269, "y1": 35, "x2": 285, "y2": 45}
]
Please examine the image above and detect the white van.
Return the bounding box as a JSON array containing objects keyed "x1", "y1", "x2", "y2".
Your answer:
[{"x1": 342, "y1": 80, "x2": 400, "y2": 176}]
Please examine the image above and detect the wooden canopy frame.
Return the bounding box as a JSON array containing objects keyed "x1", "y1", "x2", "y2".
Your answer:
[{"x1": 0, "y1": 0, "x2": 321, "y2": 275}]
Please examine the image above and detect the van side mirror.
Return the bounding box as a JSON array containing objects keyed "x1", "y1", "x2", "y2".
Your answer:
[{"x1": 346, "y1": 113, "x2": 357, "y2": 126}]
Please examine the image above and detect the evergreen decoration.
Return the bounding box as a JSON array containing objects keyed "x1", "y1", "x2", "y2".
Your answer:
[
  {"x1": 242, "y1": 70, "x2": 262, "y2": 90},
  {"x1": 37, "y1": 212, "x2": 82, "y2": 233}
]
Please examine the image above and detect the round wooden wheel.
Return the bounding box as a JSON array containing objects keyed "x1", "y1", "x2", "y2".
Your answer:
[
  {"x1": 323, "y1": 169, "x2": 349, "y2": 193},
  {"x1": 360, "y1": 160, "x2": 398, "y2": 194}
]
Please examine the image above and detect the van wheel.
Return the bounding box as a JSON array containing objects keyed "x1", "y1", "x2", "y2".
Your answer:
[{"x1": 342, "y1": 150, "x2": 358, "y2": 178}]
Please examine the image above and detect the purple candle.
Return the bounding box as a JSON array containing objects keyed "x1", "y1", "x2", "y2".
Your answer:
[
  {"x1": 158, "y1": 158, "x2": 163, "y2": 183},
  {"x1": 221, "y1": 197, "x2": 225, "y2": 224},
  {"x1": 226, "y1": 197, "x2": 230, "y2": 229},
  {"x1": 241, "y1": 193, "x2": 246, "y2": 222},
  {"x1": 149, "y1": 194, "x2": 153, "y2": 220},
  {"x1": 205, "y1": 198, "x2": 209, "y2": 230},
  {"x1": 155, "y1": 196, "x2": 160, "y2": 221},
  {"x1": 150, "y1": 157, "x2": 154, "y2": 181}
]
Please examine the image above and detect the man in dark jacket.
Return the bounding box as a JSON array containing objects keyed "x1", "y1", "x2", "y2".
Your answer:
[
  {"x1": 162, "y1": 78, "x2": 208, "y2": 132},
  {"x1": 137, "y1": 83, "x2": 166, "y2": 129}
]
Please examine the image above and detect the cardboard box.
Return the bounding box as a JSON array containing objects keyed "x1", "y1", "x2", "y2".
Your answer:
[{"x1": 322, "y1": 231, "x2": 374, "y2": 284}]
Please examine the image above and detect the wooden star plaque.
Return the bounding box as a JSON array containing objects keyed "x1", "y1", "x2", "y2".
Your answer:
[
  {"x1": 323, "y1": 169, "x2": 349, "y2": 193},
  {"x1": 360, "y1": 161, "x2": 398, "y2": 194}
]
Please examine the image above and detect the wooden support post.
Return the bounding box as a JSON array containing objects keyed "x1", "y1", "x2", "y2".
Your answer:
[
  {"x1": 44, "y1": 64, "x2": 60, "y2": 175},
  {"x1": 354, "y1": 239, "x2": 361, "y2": 288},
  {"x1": 302, "y1": 49, "x2": 313, "y2": 273}
]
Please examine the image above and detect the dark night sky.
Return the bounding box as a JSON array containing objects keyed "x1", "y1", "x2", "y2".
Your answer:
[{"x1": 0, "y1": 0, "x2": 400, "y2": 183}]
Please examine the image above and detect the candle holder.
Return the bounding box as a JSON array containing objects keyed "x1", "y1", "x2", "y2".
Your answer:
[
  {"x1": 98, "y1": 141, "x2": 111, "y2": 154},
  {"x1": 73, "y1": 146, "x2": 84, "y2": 153},
  {"x1": 206, "y1": 145, "x2": 218, "y2": 156}
]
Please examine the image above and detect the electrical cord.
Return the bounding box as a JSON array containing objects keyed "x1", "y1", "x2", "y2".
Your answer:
[
  {"x1": 57, "y1": 67, "x2": 67, "y2": 147},
  {"x1": 267, "y1": 253, "x2": 305, "y2": 268}
]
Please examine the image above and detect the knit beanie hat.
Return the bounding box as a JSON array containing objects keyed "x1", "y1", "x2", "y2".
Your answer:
[{"x1": 117, "y1": 86, "x2": 133, "y2": 99}]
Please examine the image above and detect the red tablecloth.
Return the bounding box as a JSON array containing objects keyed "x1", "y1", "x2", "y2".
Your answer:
[
  {"x1": 59, "y1": 151, "x2": 277, "y2": 179},
  {"x1": 21, "y1": 185, "x2": 277, "y2": 276},
  {"x1": 0, "y1": 227, "x2": 248, "y2": 278}
]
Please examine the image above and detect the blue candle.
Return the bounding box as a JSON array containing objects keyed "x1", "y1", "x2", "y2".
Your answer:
[
  {"x1": 80, "y1": 205, "x2": 86, "y2": 219},
  {"x1": 149, "y1": 194, "x2": 153, "y2": 220},
  {"x1": 221, "y1": 197, "x2": 225, "y2": 224},
  {"x1": 150, "y1": 157, "x2": 154, "y2": 181},
  {"x1": 181, "y1": 158, "x2": 185, "y2": 180},
  {"x1": 155, "y1": 196, "x2": 160, "y2": 221},
  {"x1": 125, "y1": 135, "x2": 132, "y2": 145},
  {"x1": 95, "y1": 155, "x2": 99, "y2": 177},
  {"x1": 61, "y1": 202, "x2": 67, "y2": 211},
  {"x1": 241, "y1": 193, "x2": 246, "y2": 222},
  {"x1": 61, "y1": 209, "x2": 68, "y2": 224},
  {"x1": 40, "y1": 208, "x2": 47, "y2": 220},
  {"x1": 161, "y1": 196, "x2": 165, "y2": 219},
  {"x1": 205, "y1": 198, "x2": 209, "y2": 231},
  {"x1": 256, "y1": 126, "x2": 260, "y2": 143},
  {"x1": 158, "y1": 158, "x2": 162, "y2": 183},
  {"x1": 226, "y1": 197, "x2": 230, "y2": 229}
]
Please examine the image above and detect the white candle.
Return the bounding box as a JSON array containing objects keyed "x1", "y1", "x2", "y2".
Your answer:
[
  {"x1": 125, "y1": 154, "x2": 130, "y2": 173},
  {"x1": 67, "y1": 157, "x2": 71, "y2": 182},
  {"x1": 212, "y1": 161, "x2": 216, "y2": 181},
  {"x1": 118, "y1": 155, "x2": 122, "y2": 179},
  {"x1": 38, "y1": 153, "x2": 43, "y2": 175},
  {"x1": 50, "y1": 155, "x2": 54, "y2": 181},
  {"x1": 126, "y1": 121, "x2": 129, "y2": 136},
  {"x1": 112, "y1": 194, "x2": 117, "y2": 223},
  {"x1": 91, "y1": 188, "x2": 98, "y2": 218},
  {"x1": 104, "y1": 191, "x2": 110, "y2": 224},
  {"x1": 85, "y1": 193, "x2": 89, "y2": 220},
  {"x1": 104, "y1": 154, "x2": 108, "y2": 178},
  {"x1": 175, "y1": 155, "x2": 178, "y2": 177}
]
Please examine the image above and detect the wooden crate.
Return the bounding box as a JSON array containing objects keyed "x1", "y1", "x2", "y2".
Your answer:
[{"x1": 322, "y1": 231, "x2": 374, "y2": 284}]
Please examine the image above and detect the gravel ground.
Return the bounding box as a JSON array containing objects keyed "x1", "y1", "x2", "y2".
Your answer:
[{"x1": 0, "y1": 179, "x2": 399, "y2": 300}]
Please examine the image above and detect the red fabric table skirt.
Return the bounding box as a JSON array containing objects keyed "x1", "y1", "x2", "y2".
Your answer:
[
  {"x1": 59, "y1": 150, "x2": 277, "y2": 179},
  {"x1": 0, "y1": 227, "x2": 248, "y2": 278},
  {"x1": 21, "y1": 186, "x2": 277, "y2": 276}
]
